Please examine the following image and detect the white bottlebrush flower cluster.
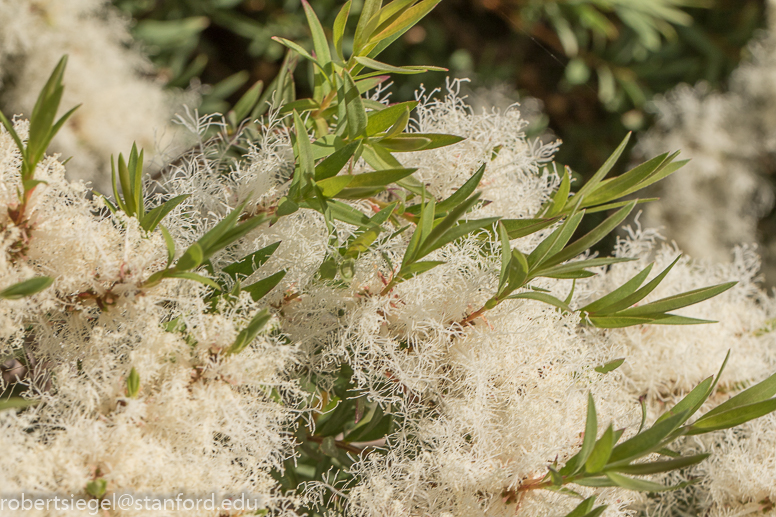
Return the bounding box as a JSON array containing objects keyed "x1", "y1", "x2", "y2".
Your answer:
[
  {"x1": 0, "y1": 0, "x2": 190, "y2": 192},
  {"x1": 635, "y1": 0, "x2": 776, "y2": 284},
  {"x1": 3, "y1": 2, "x2": 776, "y2": 516}
]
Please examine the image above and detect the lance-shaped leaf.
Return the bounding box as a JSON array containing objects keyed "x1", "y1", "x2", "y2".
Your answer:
[
  {"x1": 561, "y1": 393, "x2": 598, "y2": 476},
  {"x1": 606, "y1": 411, "x2": 689, "y2": 466},
  {"x1": 343, "y1": 73, "x2": 367, "y2": 139},
  {"x1": 315, "y1": 141, "x2": 361, "y2": 180},
  {"x1": 500, "y1": 217, "x2": 559, "y2": 239},
  {"x1": 353, "y1": 0, "x2": 382, "y2": 54},
  {"x1": 0, "y1": 276, "x2": 54, "y2": 300},
  {"x1": 536, "y1": 257, "x2": 634, "y2": 280},
  {"x1": 696, "y1": 369, "x2": 776, "y2": 423},
  {"x1": 354, "y1": 56, "x2": 446, "y2": 75},
  {"x1": 405, "y1": 163, "x2": 486, "y2": 217},
  {"x1": 505, "y1": 291, "x2": 571, "y2": 311},
  {"x1": 223, "y1": 242, "x2": 282, "y2": 281},
  {"x1": 602, "y1": 472, "x2": 689, "y2": 492},
  {"x1": 140, "y1": 194, "x2": 189, "y2": 233},
  {"x1": 365, "y1": 0, "x2": 442, "y2": 60},
  {"x1": 302, "y1": 0, "x2": 331, "y2": 67},
  {"x1": 126, "y1": 367, "x2": 140, "y2": 398},
  {"x1": 226, "y1": 309, "x2": 272, "y2": 355},
  {"x1": 584, "y1": 257, "x2": 681, "y2": 316},
  {"x1": 686, "y1": 398, "x2": 776, "y2": 435},
  {"x1": 416, "y1": 195, "x2": 498, "y2": 258},
  {"x1": 0, "y1": 398, "x2": 38, "y2": 412},
  {"x1": 333, "y1": 0, "x2": 352, "y2": 61},
  {"x1": 615, "y1": 282, "x2": 736, "y2": 317},
  {"x1": 605, "y1": 454, "x2": 710, "y2": 475},
  {"x1": 366, "y1": 101, "x2": 418, "y2": 135},
  {"x1": 243, "y1": 271, "x2": 287, "y2": 302},
  {"x1": 567, "y1": 133, "x2": 631, "y2": 209},
  {"x1": 562, "y1": 499, "x2": 607, "y2": 517},
  {"x1": 380, "y1": 133, "x2": 463, "y2": 152},
  {"x1": 527, "y1": 211, "x2": 584, "y2": 270},
  {"x1": 585, "y1": 424, "x2": 615, "y2": 473},
  {"x1": 545, "y1": 166, "x2": 571, "y2": 217},
  {"x1": 580, "y1": 263, "x2": 654, "y2": 314},
  {"x1": 594, "y1": 358, "x2": 625, "y2": 374},
  {"x1": 540, "y1": 201, "x2": 635, "y2": 270}
]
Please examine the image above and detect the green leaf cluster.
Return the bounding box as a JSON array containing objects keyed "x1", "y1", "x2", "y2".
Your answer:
[
  {"x1": 104, "y1": 143, "x2": 189, "y2": 233},
  {"x1": 550, "y1": 353, "x2": 776, "y2": 503},
  {"x1": 0, "y1": 56, "x2": 79, "y2": 222}
]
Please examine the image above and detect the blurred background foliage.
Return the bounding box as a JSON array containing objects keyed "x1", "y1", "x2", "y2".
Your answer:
[
  {"x1": 113, "y1": 0, "x2": 767, "y2": 259},
  {"x1": 115, "y1": 0, "x2": 765, "y2": 176}
]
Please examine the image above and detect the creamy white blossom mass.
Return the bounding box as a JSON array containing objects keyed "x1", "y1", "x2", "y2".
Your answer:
[{"x1": 2, "y1": 79, "x2": 776, "y2": 517}]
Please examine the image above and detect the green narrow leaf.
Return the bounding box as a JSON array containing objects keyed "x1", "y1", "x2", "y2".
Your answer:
[
  {"x1": 354, "y1": 55, "x2": 445, "y2": 74},
  {"x1": 585, "y1": 424, "x2": 615, "y2": 473},
  {"x1": 569, "y1": 132, "x2": 631, "y2": 207},
  {"x1": 405, "y1": 163, "x2": 486, "y2": 216},
  {"x1": 0, "y1": 398, "x2": 38, "y2": 411},
  {"x1": 500, "y1": 217, "x2": 558, "y2": 239},
  {"x1": 343, "y1": 73, "x2": 367, "y2": 138},
  {"x1": 607, "y1": 411, "x2": 689, "y2": 465},
  {"x1": 294, "y1": 110, "x2": 315, "y2": 181},
  {"x1": 527, "y1": 211, "x2": 584, "y2": 270},
  {"x1": 302, "y1": 0, "x2": 332, "y2": 66},
  {"x1": 366, "y1": 0, "x2": 442, "y2": 60},
  {"x1": 606, "y1": 454, "x2": 710, "y2": 475},
  {"x1": 243, "y1": 270, "x2": 287, "y2": 301},
  {"x1": 562, "y1": 497, "x2": 597, "y2": 517},
  {"x1": 175, "y1": 243, "x2": 204, "y2": 271},
  {"x1": 159, "y1": 225, "x2": 175, "y2": 267},
  {"x1": 536, "y1": 257, "x2": 634, "y2": 279},
  {"x1": 583, "y1": 152, "x2": 671, "y2": 207},
  {"x1": 580, "y1": 263, "x2": 654, "y2": 314},
  {"x1": 316, "y1": 175, "x2": 354, "y2": 197},
  {"x1": 164, "y1": 271, "x2": 220, "y2": 290},
  {"x1": 328, "y1": 199, "x2": 372, "y2": 226},
  {"x1": 379, "y1": 136, "x2": 431, "y2": 152},
  {"x1": 347, "y1": 168, "x2": 417, "y2": 188},
  {"x1": 563, "y1": 393, "x2": 598, "y2": 475},
  {"x1": 126, "y1": 367, "x2": 140, "y2": 398},
  {"x1": 698, "y1": 370, "x2": 776, "y2": 423},
  {"x1": 546, "y1": 166, "x2": 571, "y2": 217},
  {"x1": 505, "y1": 291, "x2": 571, "y2": 311},
  {"x1": 542, "y1": 201, "x2": 636, "y2": 269},
  {"x1": 382, "y1": 133, "x2": 463, "y2": 151},
  {"x1": 591, "y1": 257, "x2": 681, "y2": 316},
  {"x1": 397, "y1": 260, "x2": 444, "y2": 279},
  {"x1": 208, "y1": 214, "x2": 268, "y2": 254},
  {"x1": 226, "y1": 308, "x2": 272, "y2": 355},
  {"x1": 497, "y1": 222, "x2": 511, "y2": 292},
  {"x1": 141, "y1": 194, "x2": 190, "y2": 233},
  {"x1": 603, "y1": 472, "x2": 679, "y2": 492},
  {"x1": 232, "y1": 80, "x2": 264, "y2": 123},
  {"x1": 271, "y1": 37, "x2": 319, "y2": 65},
  {"x1": 617, "y1": 282, "x2": 737, "y2": 317},
  {"x1": 333, "y1": 1, "x2": 352, "y2": 61},
  {"x1": 655, "y1": 376, "x2": 714, "y2": 426},
  {"x1": 354, "y1": 0, "x2": 382, "y2": 53},
  {"x1": 223, "y1": 242, "x2": 282, "y2": 280},
  {"x1": 366, "y1": 101, "x2": 418, "y2": 135},
  {"x1": 686, "y1": 398, "x2": 776, "y2": 435},
  {"x1": 595, "y1": 358, "x2": 625, "y2": 374},
  {"x1": 0, "y1": 276, "x2": 54, "y2": 299},
  {"x1": 315, "y1": 141, "x2": 361, "y2": 180}
]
